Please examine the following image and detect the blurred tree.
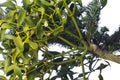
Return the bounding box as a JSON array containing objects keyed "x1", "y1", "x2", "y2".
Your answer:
[{"x1": 0, "y1": 0, "x2": 120, "y2": 80}]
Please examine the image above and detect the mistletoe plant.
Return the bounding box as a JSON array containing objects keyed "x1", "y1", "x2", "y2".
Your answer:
[{"x1": 0, "y1": 0, "x2": 120, "y2": 80}]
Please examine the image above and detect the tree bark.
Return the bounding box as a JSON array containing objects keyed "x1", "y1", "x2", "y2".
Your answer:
[{"x1": 91, "y1": 43, "x2": 120, "y2": 64}]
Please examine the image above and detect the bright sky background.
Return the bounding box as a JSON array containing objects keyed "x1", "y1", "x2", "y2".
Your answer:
[{"x1": 0, "y1": 0, "x2": 120, "y2": 80}]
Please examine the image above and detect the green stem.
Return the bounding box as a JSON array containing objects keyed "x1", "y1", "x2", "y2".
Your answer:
[
  {"x1": 80, "y1": 58, "x2": 86, "y2": 80},
  {"x1": 55, "y1": 56, "x2": 81, "y2": 65},
  {"x1": 63, "y1": 0, "x2": 88, "y2": 51},
  {"x1": 54, "y1": 48, "x2": 77, "y2": 57},
  {"x1": 65, "y1": 30, "x2": 81, "y2": 41},
  {"x1": 63, "y1": 0, "x2": 83, "y2": 40},
  {"x1": 58, "y1": 36, "x2": 77, "y2": 48},
  {"x1": 55, "y1": 58, "x2": 76, "y2": 65},
  {"x1": 73, "y1": 0, "x2": 77, "y2": 15}
]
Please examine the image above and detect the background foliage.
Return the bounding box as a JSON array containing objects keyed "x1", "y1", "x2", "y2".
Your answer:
[{"x1": 0, "y1": 0, "x2": 120, "y2": 80}]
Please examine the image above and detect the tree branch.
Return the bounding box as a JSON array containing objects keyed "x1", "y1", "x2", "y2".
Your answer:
[{"x1": 90, "y1": 44, "x2": 120, "y2": 64}]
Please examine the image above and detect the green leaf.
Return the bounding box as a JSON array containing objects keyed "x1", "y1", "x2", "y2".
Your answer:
[
  {"x1": 100, "y1": 0, "x2": 107, "y2": 9},
  {"x1": 17, "y1": 8, "x2": 26, "y2": 26},
  {"x1": 96, "y1": 63, "x2": 108, "y2": 70},
  {"x1": 77, "y1": 0, "x2": 82, "y2": 6},
  {"x1": 1, "y1": 23, "x2": 12, "y2": 29},
  {"x1": 53, "y1": 26, "x2": 64, "y2": 36},
  {"x1": 4, "y1": 10, "x2": 16, "y2": 21},
  {"x1": 23, "y1": 24, "x2": 30, "y2": 32},
  {"x1": 36, "y1": 25, "x2": 43, "y2": 39},
  {"x1": 36, "y1": 7, "x2": 45, "y2": 27},
  {"x1": 5, "y1": 65, "x2": 22, "y2": 80},
  {"x1": 0, "y1": 1, "x2": 16, "y2": 9},
  {"x1": 0, "y1": 30, "x2": 6, "y2": 40},
  {"x1": 78, "y1": 72, "x2": 90, "y2": 77},
  {"x1": 20, "y1": 54, "x2": 29, "y2": 64},
  {"x1": 0, "y1": 75, "x2": 7, "y2": 80},
  {"x1": 41, "y1": 0, "x2": 53, "y2": 6},
  {"x1": 0, "y1": 60, "x2": 4, "y2": 68},
  {"x1": 4, "y1": 35, "x2": 15, "y2": 39},
  {"x1": 38, "y1": 7, "x2": 45, "y2": 15},
  {"x1": 28, "y1": 40, "x2": 38, "y2": 49},
  {"x1": 27, "y1": 74, "x2": 35, "y2": 80},
  {"x1": 4, "y1": 56, "x2": 11, "y2": 73},
  {"x1": 62, "y1": 17, "x2": 67, "y2": 25},
  {"x1": 13, "y1": 35, "x2": 24, "y2": 52},
  {"x1": 25, "y1": 16, "x2": 35, "y2": 27},
  {"x1": 98, "y1": 74, "x2": 103, "y2": 80},
  {"x1": 22, "y1": 0, "x2": 31, "y2": 10},
  {"x1": 0, "y1": 7, "x2": 3, "y2": 13},
  {"x1": 14, "y1": 65, "x2": 22, "y2": 80}
]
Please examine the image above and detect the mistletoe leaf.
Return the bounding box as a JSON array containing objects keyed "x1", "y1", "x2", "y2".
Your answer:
[
  {"x1": 5, "y1": 65, "x2": 22, "y2": 80},
  {"x1": 0, "y1": 1, "x2": 15, "y2": 9},
  {"x1": 41, "y1": 0, "x2": 53, "y2": 6},
  {"x1": 22, "y1": 0, "x2": 31, "y2": 10},
  {"x1": 0, "y1": 75, "x2": 7, "y2": 80},
  {"x1": 28, "y1": 40, "x2": 38, "y2": 49},
  {"x1": 100, "y1": 0, "x2": 107, "y2": 9},
  {"x1": 13, "y1": 35, "x2": 24, "y2": 52},
  {"x1": 17, "y1": 8, "x2": 26, "y2": 26}
]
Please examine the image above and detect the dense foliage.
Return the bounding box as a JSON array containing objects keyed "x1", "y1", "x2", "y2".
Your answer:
[{"x1": 0, "y1": 0, "x2": 120, "y2": 80}]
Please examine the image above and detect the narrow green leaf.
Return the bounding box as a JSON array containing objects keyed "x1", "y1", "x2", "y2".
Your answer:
[
  {"x1": 77, "y1": 0, "x2": 82, "y2": 6},
  {"x1": 1, "y1": 23, "x2": 12, "y2": 29},
  {"x1": 4, "y1": 35, "x2": 15, "y2": 39},
  {"x1": 0, "y1": 1, "x2": 15, "y2": 9},
  {"x1": 0, "y1": 8, "x2": 3, "y2": 19},
  {"x1": 5, "y1": 65, "x2": 22, "y2": 80},
  {"x1": 36, "y1": 25, "x2": 43, "y2": 39},
  {"x1": 100, "y1": 0, "x2": 107, "y2": 9},
  {"x1": 4, "y1": 10, "x2": 16, "y2": 21},
  {"x1": 20, "y1": 54, "x2": 29, "y2": 64},
  {"x1": 23, "y1": 24, "x2": 29, "y2": 32},
  {"x1": 14, "y1": 65, "x2": 22, "y2": 80},
  {"x1": 0, "y1": 30, "x2": 6, "y2": 40},
  {"x1": 41, "y1": 0, "x2": 53, "y2": 6},
  {"x1": 78, "y1": 72, "x2": 90, "y2": 77},
  {"x1": 0, "y1": 75, "x2": 7, "y2": 80},
  {"x1": 22, "y1": 0, "x2": 31, "y2": 10},
  {"x1": 13, "y1": 35, "x2": 24, "y2": 52},
  {"x1": 28, "y1": 40, "x2": 38, "y2": 49},
  {"x1": 5, "y1": 65, "x2": 14, "y2": 74},
  {"x1": 4, "y1": 56, "x2": 11, "y2": 73},
  {"x1": 53, "y1": 26, "x2": 64, "y2": 36},
  {"x1": 96, "y1": 63, "x2": 108, "y2": 70},
  {"x1": 98, "y1": 74, "x2": 103, "y2": 80},
  {"x1": 25, "y1": 16, "x2": 35, "y2": 27},
  {"x1": 38, "y1": 7, "x2": 45, "y2": 15},
  {"x1": 0, "y1": 60, "x2": 4, "y2": 68},
  {"x1": 62, "y1": 17, "x2": 67, "y2": 25},
  {"x1": 17, "y1": 8, "x2": 26, "y2": 26}
]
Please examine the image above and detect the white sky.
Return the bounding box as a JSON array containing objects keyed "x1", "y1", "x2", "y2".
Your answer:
[
  {"x1": 0, "y1": 0, "x2": 120, "y2": 80},
  {"x1": 99, "y1": 0, "x2": 120, "y2": 35}
]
